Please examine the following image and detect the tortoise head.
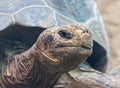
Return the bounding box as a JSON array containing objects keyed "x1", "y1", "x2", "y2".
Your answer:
[{"x1": 36, "y1": 25, "x2": 93, "y2": 71}]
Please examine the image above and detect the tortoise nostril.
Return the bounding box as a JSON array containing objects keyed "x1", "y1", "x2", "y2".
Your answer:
[
  {"x1": 58, "y1": 30, "x2": 72, "y2": 39},
  {"x1": 83, "y1": 30, "x2": 88, "y2": 33},
  {"x1": 83, "y1": 29, "x2": 91, "y2": 37},
  {"x1": 83, "y1": 30, "x2": 90, "y2": 34}
]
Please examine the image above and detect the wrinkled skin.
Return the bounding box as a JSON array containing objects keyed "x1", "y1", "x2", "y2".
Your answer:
[
  {"x1": 55, "y1": 68, "x2": 120, "y2": 88},
  {"x1": 0, "y1": 24, "x2": 93, "y2": 88}
]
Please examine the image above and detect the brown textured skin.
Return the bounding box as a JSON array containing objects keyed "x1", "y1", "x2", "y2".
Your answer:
[
  {"x1": 55, "y1": 68, "x2": 120, "y2": 88},
  {"x1": 0, "y1": 25, "x2": 93, "y2": 88}
]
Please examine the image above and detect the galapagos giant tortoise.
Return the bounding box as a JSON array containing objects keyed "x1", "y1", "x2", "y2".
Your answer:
[
  {"x1": 0, "y1": 24, "x2": 94, "y2": 88},
  {"x1": 0, "y1": 0, "x2": 111, "y2": 88}
]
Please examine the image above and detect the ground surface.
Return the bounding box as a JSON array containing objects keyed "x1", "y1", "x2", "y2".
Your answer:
[{"x1": 95, "y1": 0, "x2": 120, "y2": 71}]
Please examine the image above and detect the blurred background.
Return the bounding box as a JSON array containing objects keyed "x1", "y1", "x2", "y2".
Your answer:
[{"x1": 95, "y1": 0, "x2": 120, "y2": 71}]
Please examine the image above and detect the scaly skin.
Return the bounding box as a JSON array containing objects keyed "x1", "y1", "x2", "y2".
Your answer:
[
  {"x1": 0, "y1": 24, "x2": 93, "y2": 88},
  {"x1": 55, "y1": 68, "x2": 120, "y2": 88}
]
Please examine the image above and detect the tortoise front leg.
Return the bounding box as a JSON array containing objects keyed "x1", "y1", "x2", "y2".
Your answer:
[{"x1": 56, "y1": 68, "x2": 120, "y2": 88}]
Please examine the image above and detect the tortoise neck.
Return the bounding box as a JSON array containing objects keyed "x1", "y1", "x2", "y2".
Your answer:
[
  {"x1": 1, "y1": 44, "x2": 35, "y2": 88},
  {"x1": 31, "y1": 60, "x2": 63, "y2": 88},
  {"x1": 1, "y1": 43, "x2": 62, "y2": 88},
  {"x1": 30, "y1": 44, "x2": 63, "y2": 88}
]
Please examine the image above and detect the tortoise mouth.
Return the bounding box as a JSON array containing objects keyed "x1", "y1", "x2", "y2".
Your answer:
[
  {"x1": 56, "y1": 43, "x2": 93, "y2": 50},
  {"x1": 81, "y1": 45, "x2": 92, "y2": 50},
  {"x1": 58, "y1": 46, "x2": 92, "y2": 50},
  {"x1": 54, "y1": 35, "x2": 93, "y2": 50}
]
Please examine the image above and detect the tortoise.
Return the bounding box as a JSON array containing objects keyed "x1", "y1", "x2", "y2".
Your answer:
[
  {"x1": 0, "y1": 24, "x2": 93, "y2": 88},
  {"x1": 0, "y1": 0, "x2": 110, "y2": 88}
]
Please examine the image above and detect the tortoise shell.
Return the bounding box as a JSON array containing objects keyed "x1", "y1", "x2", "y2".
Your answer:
[{"x1": 0, "y1": 0, "x2": 109, "y2": 72}]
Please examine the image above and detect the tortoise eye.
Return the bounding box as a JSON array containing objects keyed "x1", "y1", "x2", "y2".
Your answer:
[{"x1": 58, "y1": 30, "x2": 72, "y2": 39}]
